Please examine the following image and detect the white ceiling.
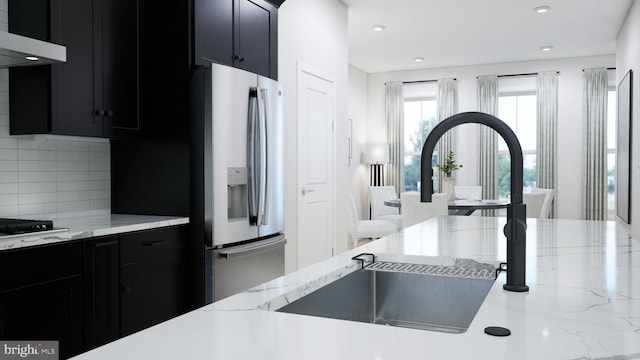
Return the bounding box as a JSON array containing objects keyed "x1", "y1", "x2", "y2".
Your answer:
[{"x1": 343, "y1": 0, "x2": 634, "y2": 73}]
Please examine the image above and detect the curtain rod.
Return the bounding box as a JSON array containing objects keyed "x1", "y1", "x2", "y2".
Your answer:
[
  {"x1": 582, "y1": 67, "x2": 616, "y2": 72},
  {"x1": 476, "y1": 71, "x2": 560, "y2": 79},
  {"x1": 385, "y1": 78, "x2": 457, "y2": 85}
]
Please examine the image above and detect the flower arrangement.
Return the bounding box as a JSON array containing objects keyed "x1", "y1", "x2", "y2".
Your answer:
[{"x1": 436, "y1": 151, "x2": 463, "y2": 177}]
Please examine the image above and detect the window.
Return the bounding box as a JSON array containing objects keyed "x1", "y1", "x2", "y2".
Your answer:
[
  {"x1": 403, "y1": 98, "x2": 437, "y2": 191},
  {"x1": 497, "y1": 93, "x2": 537, "y2": 199}
]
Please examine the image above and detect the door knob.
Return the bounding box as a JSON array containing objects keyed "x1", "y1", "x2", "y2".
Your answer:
[{"x1": 301, "y1": 187, "x2": 316, "y2": 195}]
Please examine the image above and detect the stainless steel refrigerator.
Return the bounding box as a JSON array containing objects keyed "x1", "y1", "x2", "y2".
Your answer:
[{"x1": 203, "y1": 63, "x2": 286, "y2": 302}]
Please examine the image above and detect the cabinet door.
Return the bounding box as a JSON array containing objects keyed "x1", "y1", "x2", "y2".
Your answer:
[
  {"x1": 101, "y1": 0, "x2": 142, "y2": 137},
  {"x1": 0, "y1": 277, "x2": 84, "y2": 359},
  {"x1": 0, "y1": 241, "x2": 84, "y2": 359},
  {"x1": 51, "y1": 0, "x2": 102, "y2": 136},
  {"x1": 120, "y1": 253, "x2": 187, "y2": 336},
  {"x1": 83, "y1": 236, "x2": 120, "y2": 350},
  {"x1": 194, "y1": 0, "x2": 234, "y2": 67},
  {"x1": 235, "y1": 0, "x2": 277, "y2": 78}
]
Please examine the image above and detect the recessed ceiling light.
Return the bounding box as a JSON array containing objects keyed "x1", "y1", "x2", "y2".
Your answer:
[
  {"x1": 25, "y1": 56, "x2": 39, "y2": 61},
  {"x1": 414, "y1": 57, "x2": 424, "y2": 62},
  {"x1": 540, "y1": 46, "x2": 553, "y2": 52},
  {"x1": 371, "y1": 25, "x2": 386, "y2": 32},
  {"x1": 534, "y1": 6, "x2": 551, "y2": 13}
]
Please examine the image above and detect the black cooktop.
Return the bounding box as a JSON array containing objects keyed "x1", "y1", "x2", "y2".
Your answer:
[{"x1": 0, "y1": 218, "x2": 54, "y2": 235}]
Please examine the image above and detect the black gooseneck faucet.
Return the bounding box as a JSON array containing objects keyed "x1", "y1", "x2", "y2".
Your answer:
[{"x1": 420, "y1": 112, "x2": 529, "y2": 292}]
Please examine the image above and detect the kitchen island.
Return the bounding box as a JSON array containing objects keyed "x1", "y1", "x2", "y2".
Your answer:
[{"x1": 71, "y1": 216, "x2": 640, "y2": 360}]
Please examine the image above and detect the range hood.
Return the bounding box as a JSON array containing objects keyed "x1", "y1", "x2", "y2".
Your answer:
[{"x1": 0, "y1": 31, "x2": 66, "y2": 68}]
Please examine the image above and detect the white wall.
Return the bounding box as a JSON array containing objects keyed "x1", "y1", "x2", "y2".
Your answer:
[
  {"x1": 278, "y1": 0, "x2": 349, "y2": 273},
  {"x1": 616, "y1": 1, "x2": 640, "y2": 239},
  {"x1": 347, "y1": 65, "x2": 370, "y2": 221},
  {"x1": 363, "y1": 55, "x2": 616, "y2": 220}
]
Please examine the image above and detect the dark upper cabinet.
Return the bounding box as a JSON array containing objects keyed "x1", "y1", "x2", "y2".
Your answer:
[
  {"x1": 0, "y1": 241, "x2": 84, "y2": 360},
  {"x1": 194, "y1": 0, "x2": 278, "y2": 79},
  {"x1": 8, "y1": 0, "x2": 141, "y2": 138}
]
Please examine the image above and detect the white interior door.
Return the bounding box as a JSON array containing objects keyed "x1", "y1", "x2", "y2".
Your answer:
[{"x1": 297, "y1": 63, "x2": 335, "y2": 268}]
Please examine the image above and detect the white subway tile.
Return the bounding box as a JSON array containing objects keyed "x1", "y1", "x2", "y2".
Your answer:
[
  {"x1": 19, "y1": 182, "x2": 57, "y2": 193},
  {"x1": 0, "y1": 193, "x2": 18, "y2": 205},
  {"x1": 90, "y1": 142, "x2": 110, "y2": 153},
  {"x1": 90, "y1": 171, "x2": 110, "y2": 181},
  {"x1": 0, "y1": 172, "x2": 17, "y2": 183},
  {"x1": 57, "y1": 190, "x2": 89, "y2": 202},
  {"x1": 90, "y1": 199, "x2": 111, "y2": 210},
  {"x1": 0, "y1": 182, "x2": 17, "y2": 194},
  {"x1": 56, "y1": 171, "x2": 90, "y2": 182},
  {"x1": 19, "y1": 192, "x2": 57, "y2": 205},
  {"x1": 90, "y1": 189, "x2": 110, "y2": 200},
  {"x1": 56, "y1": 150, "x2": 90, "y2": 162},
  {"x1": 0, "y1": 148, "x2": 17, "y2": 160},
  {"x1": 57, "y1": 161, "x2": 90, "y2": 172},
  {"x1": 18, "y1": 149, "x2": 56, "y2": 161},
  {"x1": 19, "y1": 203, "x2": 57, "y2": 216},
  {"x1": 19, "y1": 171, "x2": 57, "y2": 183},
  {"x1": 56, "y1": 200, "x2": 91, "y2": 213},
  {"x1": 0, "y1": 160, "x2": 17, "y2": 171},
  {"x1": 57, "y1": 181, "x2": 90, "y2": 192},
  {"x1": 19, "y1": 160, "x2": 57, "y2": 172},
  {"x1": 90, "y1": 160, "x2": 110, "y2": 172},
  {"x1": 90, "y1": 151, "x2": 110, "y2": 162},
  {"x1": 17, "y1": 138, "x2": 56, "y2": 150},
  {"x1": 56, "y1": 140, "x2": 91, "y2": 152},
  {"x1": 90, "y1": 180, "x2": 109, "y2": 191}
]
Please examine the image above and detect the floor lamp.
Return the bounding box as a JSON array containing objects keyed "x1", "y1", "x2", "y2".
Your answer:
[{"x1": 367, "y1": 144, "x2": 390, "y2": 186}]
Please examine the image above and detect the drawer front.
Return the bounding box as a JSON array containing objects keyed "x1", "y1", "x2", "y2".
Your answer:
[
  {"x1": 0, "y1": 241, "x2": 83, "y2": 292},
  {"x1": 120, "y1": 225, "x2": 188, "y2": 264}
]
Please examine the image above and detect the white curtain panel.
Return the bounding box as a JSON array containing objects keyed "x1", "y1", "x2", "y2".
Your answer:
[
  {"x1": 476, "y1": 75, "x2": 499, "y2": 203},
  {"x1": 582, "y1": 68, "x2": 608, "y2": 220},
  {"x1": 384, "y1": 82, "x2": 404, "y2": 194},
  {"x1": 536, "y1": 71, "x2": 558, "y2": 218},
  {"x1": 436, "y1": 78, "x2": 459, "y2": 189}
]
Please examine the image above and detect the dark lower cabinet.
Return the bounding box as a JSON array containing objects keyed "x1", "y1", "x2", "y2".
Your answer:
[
  {"x1": 0, "y1": 225, "x2": 190, "y2": 359},
  {"x1": 83, "y1": 236, "x2": 120, "y2": 350},
  {"x1": 119, "y1": 225, "x2": 189, "y2": 336},
  {"x1": 0, "y1": 242, "x2": 84, "y2": 360},
  {"x1": 120, "y1": 253, "x2": 187, "y2": 336}
]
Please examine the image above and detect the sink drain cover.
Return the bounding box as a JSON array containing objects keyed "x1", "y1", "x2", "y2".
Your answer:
[{"x1": 484, "y1": 326, "x2": 511, "y2": 337}]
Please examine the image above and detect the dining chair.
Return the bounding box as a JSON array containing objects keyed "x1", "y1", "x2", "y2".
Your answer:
[
  {"x1": 523, "y1": 188, "x2": 554, "y2": 219},
  {"x1": 348, "y1": 194, "x2": 397, "y2": 248},
  {"x1": 400, "y1": 191, "x2": 448, "y2": 228},
  {"x1": 368, "y1": 186, "x2": 403, "y2": 230},
  {"x1": 453, "y1": 186, "x2": 482, "y2": 200}
]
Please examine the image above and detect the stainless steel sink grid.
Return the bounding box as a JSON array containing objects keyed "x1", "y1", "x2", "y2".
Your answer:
[{"x1": 276, "y1": 257, "x2": 495, "y2": 334}]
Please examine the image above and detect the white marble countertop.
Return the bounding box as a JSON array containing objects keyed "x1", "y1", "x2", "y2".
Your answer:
[
  {"x1": 71, "y1": 216, "x2": 640, "y2": 360},
  {"x1": 0, "y1": 213, "x2": 189, "y2": 251}
]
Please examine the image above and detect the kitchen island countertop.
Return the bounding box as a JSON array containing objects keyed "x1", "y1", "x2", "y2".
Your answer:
[{"x1": 71, "y1": 216, "x2": 640, "y2": 360}]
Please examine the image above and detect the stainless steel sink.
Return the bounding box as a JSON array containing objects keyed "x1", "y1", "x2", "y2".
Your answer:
[{"x1": 275, "y1": 267, "x2": 494, "y2": 333}]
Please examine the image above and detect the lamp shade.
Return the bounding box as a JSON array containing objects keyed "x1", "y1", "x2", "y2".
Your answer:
[{"x1": 366, "y1": 144, "x2": 390, "y2": 164}]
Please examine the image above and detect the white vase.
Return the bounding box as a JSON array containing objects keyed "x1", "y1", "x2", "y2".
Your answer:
[{"x1": 442, "y1": 176, "x2": 455, "y2": 201}]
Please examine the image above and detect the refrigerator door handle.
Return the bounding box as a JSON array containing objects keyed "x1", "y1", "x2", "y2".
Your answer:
[
  {"x1": 247, "y1": 87, "x2": 260, "y2": 225},
  {"x1": 217, "y1": 235, "x2": 287, "y2": 259},
  {"x1": 258, "y1": 88, "x2": 270, "y2": 225}
]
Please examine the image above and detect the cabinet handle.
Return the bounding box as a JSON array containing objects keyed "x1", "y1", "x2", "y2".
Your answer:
[
  {"x1": 106, "y1": 110, "x2": 114, "y2": 117},
  {"x1": 234, "y1": 54, "x2": 245, "y2": 62},
  {"x1": 95, "y1": 109, "x2": 105, "y2": 116},
  {"x1": 121, "y1": 285, "x2": 131, "y2": 294},
  {"x1": 143, "y1": 240, "x2": 169, "y2": 247},
  {"x1": 89, "y1": 240, "x2": 118, "y2": 248}
]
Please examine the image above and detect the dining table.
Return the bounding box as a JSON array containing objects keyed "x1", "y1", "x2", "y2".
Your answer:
[{"x1": 384, "y1": 198, "x2": 509, "y2": 216}]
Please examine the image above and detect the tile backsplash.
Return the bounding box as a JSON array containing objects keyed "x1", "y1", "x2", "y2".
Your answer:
[{"x1": 0, "y1": 4, "x2": 111, "y2": 219}]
